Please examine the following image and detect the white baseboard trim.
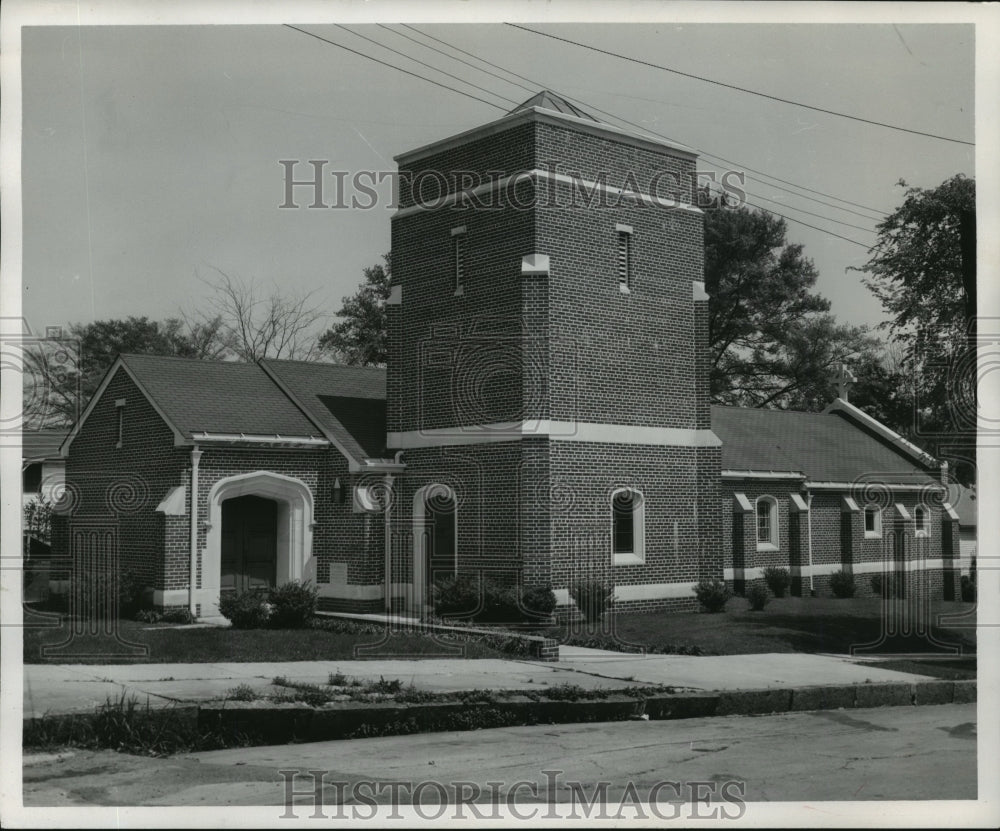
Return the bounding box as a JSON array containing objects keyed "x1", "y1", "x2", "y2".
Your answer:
[
  {"x1": 556, "y1": 581, "x2": 697, "y2": 605},
  {"x1": 725, "y1": 559, "x2": 954, "y2": 581}
]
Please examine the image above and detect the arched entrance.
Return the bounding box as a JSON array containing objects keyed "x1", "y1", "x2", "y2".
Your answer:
[
  {"x1": 201, "y1": 472, "x2": 314, "y2": 617},
  {"x1": 412, "y1": 484, "x2": 457, "y2": 611}
]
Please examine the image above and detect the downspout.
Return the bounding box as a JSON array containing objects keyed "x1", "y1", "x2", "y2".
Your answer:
[
  {"x1": 385, "y1": 451, "x2": 404, "y2": 615},
  {"x1": 189, "y1": 447, "x2": 203, "y2": 616},
  {"x1": 806, "y1": 490, "x2": 815, "y2": 595},
  {"x1": 384, "y1": 472, "x2": 394, "y2": 615}
]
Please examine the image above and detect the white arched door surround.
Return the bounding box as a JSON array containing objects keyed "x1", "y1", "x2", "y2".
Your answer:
[
  {"x1": 199, "y1": 471, "x2": 315, "y2": 617},
  {"x1": 411, "y1": 483, "x2": 458, "y2": 611}
]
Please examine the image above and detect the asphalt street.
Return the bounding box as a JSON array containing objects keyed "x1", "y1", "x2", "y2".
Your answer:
[{"x1": 22, "y1": 702, "x2": 976, "y2": 809}]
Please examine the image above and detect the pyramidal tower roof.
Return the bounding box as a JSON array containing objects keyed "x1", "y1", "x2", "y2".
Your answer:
[
  {"x1": 395, "y1": 88, "x2": 695, "y2": 164},
  {"x1": 507, "y1": 90, "x2": 600, "y2": 122}
]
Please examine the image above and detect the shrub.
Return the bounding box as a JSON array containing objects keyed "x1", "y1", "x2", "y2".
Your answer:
[
  {"x1": 76, "y1": 569, "x2": 147, "y2": 619},
  {"x1": 694, "y1": 578, "x2": 731, "y2": 613},
  {"x1": 871, "y1": 572, "x2": 902, "y2": 599},
  {"x1": 960, "y1": 575, "x2": 976, "y2": 602},
  {"x1": 869, "y1": 573, "x2": 883, "y2": 595},
  {"x1": 267, "y1": 580, "x2": 318, "y2": 628},
  {"x1": 745, "y1": 582, "x2": 769, "y2": 611},
  {"x1": 478, "y1": 582, "x2": 522, "y2": 624},
  {"x1": 570, "y1": 579, "x2": 615, "y2": 624},
  {"x1": 432, "y1": 575, "x2": 484, "y2": 619},
  {"x1": 520, "y1": 585, "x2": 557, "y2": 623},
  {"x1": 830, "y1": 569, "x2": 856, "y2": 598},
  {"x1": 161, "y1": 607, "x2": 196, "y2": 624},
  {"x1": 433, "y1": 576, "x2": 555, "y2": 625},
  {"x1": 763, "y1": 567, "x2": 790, "y2": 598},
  {"x1": 218, "y1": 589, "x2": 272, "y2": 629},
  {"x1": 134, "y1": 608, "x2": 162, "y2": 624}
]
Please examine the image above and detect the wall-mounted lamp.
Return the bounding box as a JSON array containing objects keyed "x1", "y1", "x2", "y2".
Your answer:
[{"x1": 332, "y1": 477, "x2": 345, "y2": 505}]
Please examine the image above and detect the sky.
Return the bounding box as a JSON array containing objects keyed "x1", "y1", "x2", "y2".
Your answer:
[{"x1": 17, "y1": 14, "x2": 976, "y2": 339}]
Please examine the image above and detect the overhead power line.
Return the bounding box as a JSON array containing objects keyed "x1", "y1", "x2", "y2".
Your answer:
[
  {"x1": 506, "y1": 23, "x2": 975, "y2": 147},
  {"x1": 283, "y1": 24, "x2": 508, "y2": 113},
  {"x1": 285, "y1": 23, "x2": 880, "y2": 251},
  {"x1": 333, "y1": 24, "x2": 521, "y2": 109},
  {"x1": 400, "y1": 23, "x2": 888, "y2": 218}
]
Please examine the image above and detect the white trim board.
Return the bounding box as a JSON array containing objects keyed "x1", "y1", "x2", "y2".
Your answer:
[
  {"x1": 388, "y1": 421, "x2": 722, "y2": 449},
  {"x1": 554, "y1": 581, "x2": 697, "y2": 606},
  {"x1": 391, "y1": 167, "x2": 702, "y2": 220}
]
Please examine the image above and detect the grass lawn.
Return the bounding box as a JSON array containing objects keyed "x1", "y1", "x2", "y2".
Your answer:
[
  {"x1": 556, "y1": 597, "x2": 977, "y2": 657},
  {"x1": 21, "y1": 612, "x2": 517, "y2": 665}
]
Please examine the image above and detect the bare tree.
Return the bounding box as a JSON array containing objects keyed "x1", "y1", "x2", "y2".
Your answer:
[{"x1": 195, "y1": 268, "x2": 329, "y2": 362}]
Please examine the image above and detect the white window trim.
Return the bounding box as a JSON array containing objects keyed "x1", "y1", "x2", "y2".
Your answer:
[
  {"x1": 611, "y1": 487, "x2": 645, "y2": 565},
  {"x1": 864, "y1": 506, "x2": 883, "y2": 539},
  {"x1": 914, "y1": 505, "x2": 931, "y2": 538},
  {"x1": 755, "y1": 495, "x2": 779, "y2": 552}
]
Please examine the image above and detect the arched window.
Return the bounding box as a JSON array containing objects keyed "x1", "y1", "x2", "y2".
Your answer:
[
  {"x1": 756, "y1": 496, "x2": 779, "y2": 550},
  {"x1": 914, "y1": 505, "x2": 930, "y2": 538},
  {"x1": 611, "y1": 488, "x2": 645, "y2": 564}
]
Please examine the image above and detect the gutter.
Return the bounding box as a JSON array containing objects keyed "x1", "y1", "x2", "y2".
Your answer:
[
  {"x1": 806, "y1": 490, "x2": 815, "y2": 595},
  {"x1": 805, "y1": 481, "x2": 944, "y2": 492},
  {"x1": 190, "y1": 432, "x2": 329, "y2": 447},
  {"x1": 722, "y1": 469, "x2": 806, "y2": 480}
]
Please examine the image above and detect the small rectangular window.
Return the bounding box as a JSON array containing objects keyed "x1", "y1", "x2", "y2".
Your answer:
[
  {"x1": 864, "y1": 507, "x2": 882, "y2": 538},
  {"x1": 914, "y1": 506, "x2": 930, "y2": 537}
]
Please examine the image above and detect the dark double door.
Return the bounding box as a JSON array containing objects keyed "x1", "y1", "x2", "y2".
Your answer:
[{"x1": 221, "y1": 495, "x2": 278, "y2": 593}]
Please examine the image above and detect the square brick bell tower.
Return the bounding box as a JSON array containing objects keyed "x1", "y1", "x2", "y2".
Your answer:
[{"x1": 386, "y1": 91, "x2": 722, "y2": 614}]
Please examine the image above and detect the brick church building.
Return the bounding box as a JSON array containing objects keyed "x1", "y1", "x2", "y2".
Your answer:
[{"x1": 51, "y1": 93, "x2": 964, "y2": 618}]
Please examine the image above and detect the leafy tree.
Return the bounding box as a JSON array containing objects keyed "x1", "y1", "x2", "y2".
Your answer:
[
  {"x1": 856, "y1": 175, "x2": 976, "y2": 483},
  {"x1": 319, "y1": 253, "x2": 392, "y2": 366},
  {"x1": 24, "y1": 315, "x2": 226, "y2": 425},
  {"x1": 703, "y1": 191, "x2": 876, "y2": 409}
]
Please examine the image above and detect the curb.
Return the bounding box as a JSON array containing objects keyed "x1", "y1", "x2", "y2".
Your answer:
[{"x1": 23, "y1": 679, "x2": 976, "y2": 750}]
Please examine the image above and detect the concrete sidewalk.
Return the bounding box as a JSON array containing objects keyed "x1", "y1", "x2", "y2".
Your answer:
[{"x1": 22, "y1": 649, "x2": 938, "y2": 719}]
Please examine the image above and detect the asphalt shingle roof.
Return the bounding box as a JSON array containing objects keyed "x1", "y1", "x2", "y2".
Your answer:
[
  {"x1": 260, "y1": 360, "x2": 387, "y2": 460},
  {"x1": 711, "y1": 405, "x2": 937, "y2": 485},
  {"x1": 22, "y1": 428, "x2": 69, "y2": 460},
  {"x1": 120, "y1": 354, "x2": 321, "y2": 439}
]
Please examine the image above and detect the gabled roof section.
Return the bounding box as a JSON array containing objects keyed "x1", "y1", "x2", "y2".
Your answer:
[
  {"x1": 259, "y1": 360, "x2": 387, "y2": 462},
  {"x1": 118, "y1": 354, "x2": 322, "y2": 439},
  {"x1": 712, "y1": 405, "x2": 939, "y2": 486},
  {"x1": 23, "y1": 428, "x2": 69, "y2": 461},
  {"x1": 508, "y1": 90, "x2": 599, "y2": 121},
  {"x1": 823, "y1": 397, "x2": 937, "y2": 467},
  {"x1": 62, "y1": 354, "x2": 326, "y2": 455}
]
